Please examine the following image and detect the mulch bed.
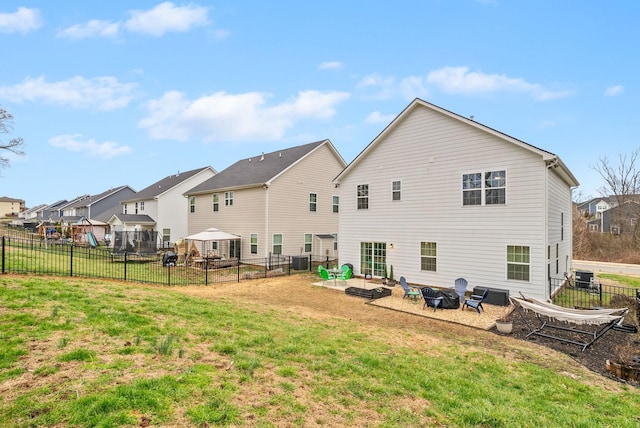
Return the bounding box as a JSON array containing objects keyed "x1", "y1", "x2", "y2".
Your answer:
[{"x1": 494, "y1": 308, "x2": 640, "y2": 386}]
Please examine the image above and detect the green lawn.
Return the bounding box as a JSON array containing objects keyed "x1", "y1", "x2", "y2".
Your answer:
[{"x1": 0, "y1": 275, "x2": 638, "y2": 427}]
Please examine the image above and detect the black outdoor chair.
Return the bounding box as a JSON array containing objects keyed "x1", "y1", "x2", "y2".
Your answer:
[
  {"x1": 462, "y1": 288, "x2": 489, "y2": 313},
  {"x1": 421, "y1": 287, "x2": 444, "y2": 312}
]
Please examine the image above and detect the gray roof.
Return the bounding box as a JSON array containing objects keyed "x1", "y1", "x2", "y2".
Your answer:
[
  {"x1": 123, "y1": 166, "x2": 214, "y2": 202},
  {"x1": 67, "y1": 185, "x2": 133, "y2": 209},
  {"x1": 186, "y1": 140, "x2": 331, "y2": 194},
  {"x1": 108, "y1": 214, "x2": 156, "y2": 224}
]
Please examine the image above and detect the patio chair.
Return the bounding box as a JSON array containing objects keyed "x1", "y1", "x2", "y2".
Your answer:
[
  {"x1": 336, "y1": 268, "x2": 352, "y2": 285},
  {"x1": 319, "y1": 267, "x2": 335, "y2": 285},
  {"x1": 318, "y1": 265, "x2": 325, "y2": 273},
  {"x1": 400, "y1": 276, "x2": 421, "y2": 302},
  {"x1": 451, "y1": 278, "x2": 468, "y2": 303},
  {"x1": 421, "y1": 287, "x2": 444, "y2": 312},
  {"x1": 462, "y1": 288, "x2": 489, "y2": 313}
]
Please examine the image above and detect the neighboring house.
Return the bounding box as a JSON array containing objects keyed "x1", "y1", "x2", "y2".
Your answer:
[
  {"x1": 577, "y1": 197, "x2": 611, "y2": 218},
  {"x1": 601, "y1": 201, "x2": 640, "y2": 235},
  {"x1": 0, "y1": 196, "x2": 25, "y2": 218},
  {"x1": 60, "y1": 185, "x2": 136, "y2": 222},
  {"x1": 20, "y1": 204, "x2": 46, "y2": 221},
  {"x1": 333, "y1": 98, "x2": 579, "y2": 301},
  {"x1": 38, "y1": 200, "x2": 68, "y2": 222},
  {"x1": 108, "y1": 167, "x2": 216, "y2": 251},
  {"x1": 184, "y1": 141, "x2": 346, "y2": 261},
  {"x1": 51, "y1": 186, "x2": 136, "y2": 245}
]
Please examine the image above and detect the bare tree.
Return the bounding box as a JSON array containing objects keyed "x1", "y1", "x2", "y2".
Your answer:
[
  {"x1": 593, "y1": 148, "x2": 640, "y2": 203},
  {"x1": 0, "y1": 107, "x2": 25, "y2": 171},
  {"x1": 592, "y1": 148, "x2": 640, "y2": 239}
]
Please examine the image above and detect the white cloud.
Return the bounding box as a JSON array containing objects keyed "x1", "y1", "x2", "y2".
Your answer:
[
  {"x1": 356, "y1": 73, "x2": 396, "y2": 99},
  {"x1": 604, "y1": 85, "x2": 624, "y2": 96},
  {"x1": 139, "y1": 90, "x2": 350, "y2": 142},
  {"x1": 399, "y1": 76, "x2": 430, "y2": 100},
  {"x1": 124, "y1": 2, "x2": 210, "y2": 36},
  {"x1": 57, "y1": 19, "x2": 120, "y2": 40},
  {"x1": 0, "y1": 7, "x2": 42, "y2": 34},
  {"x1": 0, "y1": 76, "x2": 137, "y2": 111},
  {"x1": 49, "y1": 134, "x2": 132, "y2": 159},
  {"x1": 365, "y1": 111, "x2": 396, "y2": 124},
  {"x1": 426, "y1": 66, "x2": 572, "y2": 101},
  {"x1": 319, "y1": 61, "x2": 343, "y2": 70}
]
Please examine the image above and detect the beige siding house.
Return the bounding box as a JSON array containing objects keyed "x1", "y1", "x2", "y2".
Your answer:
[
  {"x1": 334, "y1": 98, "x2": 579, "y2": 300},
  {"x1": 0, "y1": 197, "x2": 25, "y2": 218},
  {"x1": 184, "y1": 141, "x2": 346, "y2": 261}
]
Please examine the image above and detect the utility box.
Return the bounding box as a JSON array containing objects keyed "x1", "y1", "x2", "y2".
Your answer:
[
  {"x1": 292, "y1": 256, "x2": 308, "y2": 270},
  {"x1": 575, "y1": 270, "x2": 594, "y2": 289},
  {"x1": 471, "y1": 287, "x2": 510, "y2": 306}
]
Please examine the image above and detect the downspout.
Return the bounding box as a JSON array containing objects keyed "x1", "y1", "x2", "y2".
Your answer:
[
  {"x1": 544, "y1": 159, "x2": 552, "y2": 298},
  {"x1": 263, "y1": 184, "x2": 269, "y2": 258}
]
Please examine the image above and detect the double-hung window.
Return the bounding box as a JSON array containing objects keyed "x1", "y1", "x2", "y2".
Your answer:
[
  {"x1": 485, "y1": 171, "x2": 506, "y2": 205},
  {"x1": 420, "y1": 242, "x2": 437, "y2": 272},
  {"x1": 250, "y1": 233, "x2": 258, "y2": 254},
  {"x1": 309, "y1": 193, "x2": 317, "y2": 212},
  {"x1": 392, "y1": 181, "x2": 401, "y2": 201},
  {"x1": 272, "y1": 234, "x2": 282, "y2": 255},
  {"x1": 304, "y1": 233, "x2": 312, "y2": 253},
  {"x1": 462, "y1": 170, "x2": 506, "y2": 206},
  {"x1": 213, "y1": 194, "x2": 219, "y2": 212},
  {"x1": 507, "y1": 245, "x2": 530, "y2": 281},
  {"x1": 357, "y1": 184, "x2": 369, "y2": 210},
  {"x1": 189, "y1": 197, "x2": 196, "y2": 213},
  {"x1": 332, "y1": 196, "x2": 339, "y2": 213},
  {"x1": 225, "y1": 191, "x2": 234, "y2": 206}
]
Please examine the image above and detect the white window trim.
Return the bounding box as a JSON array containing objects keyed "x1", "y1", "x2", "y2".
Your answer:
[
  {"x1": 357, "y1": 184, "x2": 369, "y2": 210},
  {"x1": 420, "y1": 241, "x2": 437, "y2": 272},
  {"x1": 392, "y1": 180, "x2": 402, "y2": 202},
  {"x1": 506, "y1": 244, "x2": 531, "y2": 282},
  {"x1": 461, "y1": 169, "x2": 507, "y2": 206}
]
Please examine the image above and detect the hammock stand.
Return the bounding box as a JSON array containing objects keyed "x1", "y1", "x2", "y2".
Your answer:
[{"x1": 511, "y1": 295, "x2": 628, "y2": 351}]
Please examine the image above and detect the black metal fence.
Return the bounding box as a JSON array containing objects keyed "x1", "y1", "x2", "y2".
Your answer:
[
  {"x1": 1, "y1": 234, "x2": 337, "y2": 286},
  {"x1": 549, "y1": 275, "x2": 638, "y2": 309}
]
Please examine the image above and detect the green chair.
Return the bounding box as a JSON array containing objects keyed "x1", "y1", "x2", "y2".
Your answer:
[
  {"x1": 336, "y1": 268, "x2": 352, "y2": 285},
  {"x1": 319, "y1": 267, "x2": 335, "y2": 285}
]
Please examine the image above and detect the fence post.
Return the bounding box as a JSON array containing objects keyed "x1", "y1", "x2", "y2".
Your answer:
[
  {"x1": 124, "y1": 252, "x2": 128, "y2": 281},
  {"x1": 70, "y1": 244, "x2": 74, "y2": 277},
  {"x1": 1, "y1": 236, "x2": 5, "y2": 274}
]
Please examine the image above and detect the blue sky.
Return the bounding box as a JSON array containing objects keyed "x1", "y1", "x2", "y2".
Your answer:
[{"x1": 1, "y1": 1, "x2": 637, "y2": 207}]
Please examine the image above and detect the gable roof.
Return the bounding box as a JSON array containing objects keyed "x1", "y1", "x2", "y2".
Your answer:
[
  {"x1": 107, "y1": 213, "x2": 156, "y2": 225},
  {"x1": 66, "y1": 185, "x2": 134, "y2": 209},
  {"x1": 122, "y1": 166, "x2": 215, "y2": 202},
  {"x1": 186, "y1": 140, "x2": 344, "y2": 195},
  {"x1": 334, "y1": 98, "x2": 579, "y2": 187},
  {"x1": 58, "y1": 195, "x2": 90, "y2": 211}
]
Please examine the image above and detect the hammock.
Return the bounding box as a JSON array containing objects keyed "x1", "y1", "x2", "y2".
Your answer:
[{"x1": 511, "y1": 295, "x2": 628, "y2": 351}]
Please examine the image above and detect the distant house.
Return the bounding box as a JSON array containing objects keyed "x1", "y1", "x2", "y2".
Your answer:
[
  {"x1": 184, "y1": 141, "x2": 346, "y2": 261},
  {"x1": 577, "y1": 197, "x2": 612, "y2": 218},
  {"x1": 38, "y1": 200, "x2": 68, "y2": 222},
  {"x1": 601, "y1": 201, "x2": 640, "y2": 235},
  {"x1": 55, "y1": 186, "x2": 136, "y2": 245},
  {"x1": 0, "y1": 196, "x2": 25, "y2": 218},
  {"x1": 108, "y1": 167, "x2": 216, "y2": 252},
  {"x1": 333, "y1": 98, "x2": 579, "y2": 301}
]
